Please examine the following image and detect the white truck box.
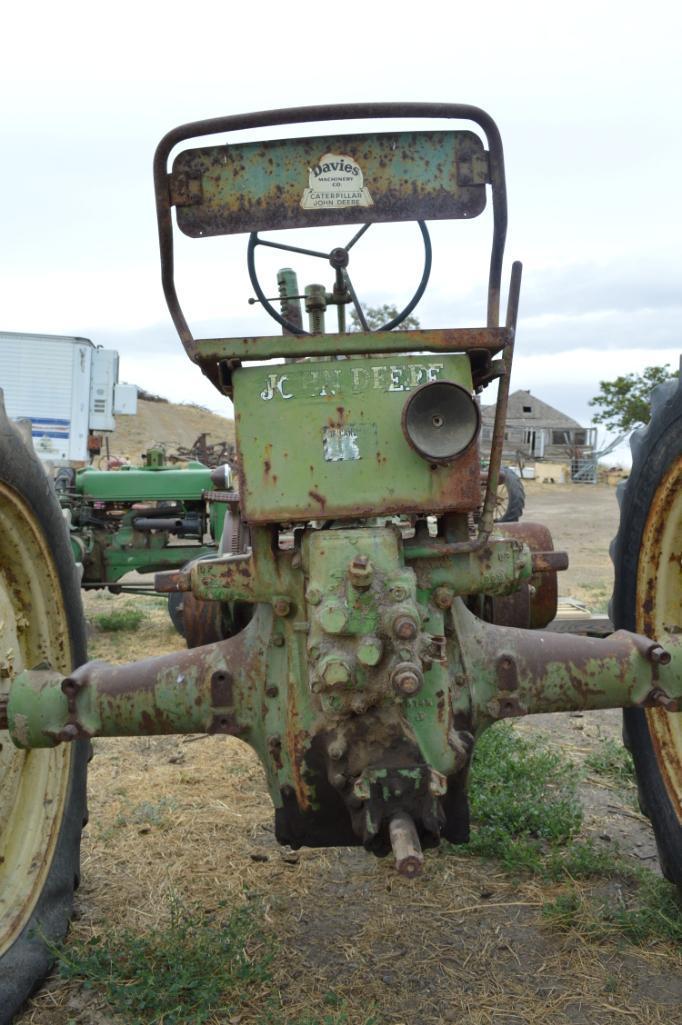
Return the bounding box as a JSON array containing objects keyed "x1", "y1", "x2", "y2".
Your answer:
[{"x1": 0, "y1": 331, "x2": 137, "y2": 464}]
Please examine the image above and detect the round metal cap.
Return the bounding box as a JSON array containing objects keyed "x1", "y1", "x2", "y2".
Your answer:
[{"x1": 401, "y1": 381, "x2": 480, "y2": 463}]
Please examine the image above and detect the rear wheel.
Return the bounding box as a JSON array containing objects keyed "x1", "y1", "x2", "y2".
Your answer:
[
  {"x1": 0, "y1": 397, "x2": 88, "y2": 1019},
  {"x1": 494, "y1": 467, "x2": 525, "y2": 522},
  {"x1": 611, "y1": 374, "x2": 682, "y2": 887}
]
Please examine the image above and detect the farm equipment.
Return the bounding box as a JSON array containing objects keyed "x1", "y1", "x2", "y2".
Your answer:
[
  {"x1": 56, "y1": 452, "x2": 232, "y2": 590},
  {"x1": 54, "y1": 449, "x2": 237, "y2": 645},
  {"x1": 1, "y1": 103, "x2": 680, "y2": 1019}
]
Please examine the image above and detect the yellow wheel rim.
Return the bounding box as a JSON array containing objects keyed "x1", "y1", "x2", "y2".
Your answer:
[
  {"x1": 0, "y1": 482, "x2": 73, "y2": 956},
  {"x1": 637, "y1": 457, "x2": 682, "y2": 821}
]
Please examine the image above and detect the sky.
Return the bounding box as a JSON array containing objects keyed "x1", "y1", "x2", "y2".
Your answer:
[{"x1": 2, "y1": 1, "x2": 681, "y2": 464}]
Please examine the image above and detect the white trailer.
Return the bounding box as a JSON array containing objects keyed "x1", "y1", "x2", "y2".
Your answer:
[{"x1": 0, "y1": 332, "x2": 137, "y2": 464}]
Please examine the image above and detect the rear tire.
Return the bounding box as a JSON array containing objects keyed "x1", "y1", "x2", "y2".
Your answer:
[
  {"x1": 0, "y1": 395, "x2": 88, "y2": 1022},
  {"x1": 611, "y1": 374, "x2": 682, "y2": 887},
  {"x1": 495, "y1": 467, "x2": 525, "y2": 522}
]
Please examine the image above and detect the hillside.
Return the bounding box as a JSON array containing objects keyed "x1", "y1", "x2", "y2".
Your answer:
[{"x1": 107, "y1": 397, "x2": 235, "y2": 461}]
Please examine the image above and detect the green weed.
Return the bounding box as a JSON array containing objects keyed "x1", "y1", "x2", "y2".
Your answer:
[
  {"x1": 584, "y1": 737, "x2": 635, "y2": 786},
  {"x1": 457, "y1": 722, "x2": 682, "y2": 948},
  {"x1": 543, "y1": 873, "x2": 682, "y2": 946},
  {"x1": 94, "y1": 604, "x2": 145, "y2": 632},
  {"x1": 54, "y1": 896, "x2": 271, "y2": 1025},
  {"x1": 461, "y1": 722, "x2": 583, "y2": 874},
  {"x1": 114, "y1": 796, "x2": 178, "y2": 830}
]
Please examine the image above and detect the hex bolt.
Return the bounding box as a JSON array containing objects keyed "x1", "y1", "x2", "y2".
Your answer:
[
  {"x1": 319, "y1": 602, "x2": 348, "y2": 635},
  {"x1": 320, "y1": 656, "x2": 352, "y2": 688},
  {"x1": 348, "y1": 555, "x2": 373, "y2": 590},
  {"x1": 306, "y1": 586, "x2": 322, "y2": 606},
  {"x1": 649, "y1": 687, "x2": 677, "y2": 710},
  {"x1": 393, "y1": 615, "x2": 419, "y2": 641},
  {"x1": 433, "y1": 586, "x2": 454, "y2": 610},
  {"x1": 357, "y1": 635, "x2": 383, "y2": 667},
  {"x1": 389, "y1": 584, "x2": 409, "y2": 602},
  {"x1": 273, "y1": 598, "x2": 291, "y2": 617},
  {"x1": 391, "y1": 663, "x2": 424, "y2": 696},
  {"x1": 648, "y1": 644, "x2": 672, "y2": 666}
]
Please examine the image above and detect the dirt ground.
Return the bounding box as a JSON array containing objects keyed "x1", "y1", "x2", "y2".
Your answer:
[
  {"x1": 17, "y1": 483, "x2": 682, "y2": 1025},
  {"x1": 523, "y1": 481, "x2": 619, "y2": 609}
]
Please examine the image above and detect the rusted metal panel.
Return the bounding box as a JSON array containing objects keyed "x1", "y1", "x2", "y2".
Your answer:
[
  {"x1": 233, "y1": 354, "x2": 481, "y2": 524},
  {"x1": 171, "y1": 131, "x2": 488, "y2": 238},
  {"x1": 189, "y1": 327, "x2": 510, "y2": 366}
]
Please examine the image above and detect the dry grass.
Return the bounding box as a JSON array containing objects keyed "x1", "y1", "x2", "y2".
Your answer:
[{"x1": 16, "y1": 592, "x2": 682, "y2": 1025}]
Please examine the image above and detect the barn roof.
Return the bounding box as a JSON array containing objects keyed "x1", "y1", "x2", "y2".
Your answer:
[{"x1": 481, "y1": 390, "x2": 582, "y2": 429}]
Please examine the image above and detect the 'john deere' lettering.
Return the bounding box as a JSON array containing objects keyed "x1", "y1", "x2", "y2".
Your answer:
[{"x1": 259, "y1": 362, "x2": 444, "y2": 401}]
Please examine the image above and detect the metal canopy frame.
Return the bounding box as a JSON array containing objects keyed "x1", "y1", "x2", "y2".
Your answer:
[{"x1": 153, "y1": 103, "x2": 509, "y2": 363}]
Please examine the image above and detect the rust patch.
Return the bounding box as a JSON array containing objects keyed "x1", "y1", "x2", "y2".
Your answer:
[
  {"x1": 211, "y1": 669, "x2": 234, "y2": 706},
  {"x1": 308, "y1": 490, "x2": 327, "y2": 511}
]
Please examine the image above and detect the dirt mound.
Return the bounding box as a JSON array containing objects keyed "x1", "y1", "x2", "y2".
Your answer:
[{"x1": 108, "y1": 398, "x2": 235, "y2": 462}]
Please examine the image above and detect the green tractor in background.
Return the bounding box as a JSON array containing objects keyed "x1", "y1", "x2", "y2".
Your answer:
[
  {"x1": 53, "y1": 447, "x2": 240, "y2": 646},
  {"x1": 1, "y1": 103, "x2": 680, "y2": 1021}
]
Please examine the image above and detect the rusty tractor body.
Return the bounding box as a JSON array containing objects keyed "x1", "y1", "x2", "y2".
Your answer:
[{"x1": 1, "y1": 103, "x2": 681, "y2": 1018}]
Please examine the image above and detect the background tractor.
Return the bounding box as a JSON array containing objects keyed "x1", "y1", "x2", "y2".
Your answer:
[
  {"x1": 1, "y1": 103, "x2": 680, "y2": 1022},
  {"x1": 54, "y1": 447, "x2": 239, "y2": 645}
]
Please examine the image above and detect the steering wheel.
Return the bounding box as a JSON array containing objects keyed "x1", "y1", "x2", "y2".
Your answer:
[{"x1": 247, "y1": 221, "x2": 432, "y2": 335}]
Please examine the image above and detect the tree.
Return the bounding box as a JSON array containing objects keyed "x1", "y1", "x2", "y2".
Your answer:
[
  {"x1": 349, "y1": 303, "x2": 420, "y2": 332},
  {"x1": 589, "y1": 364, "x2": 679, "y2": 432}
]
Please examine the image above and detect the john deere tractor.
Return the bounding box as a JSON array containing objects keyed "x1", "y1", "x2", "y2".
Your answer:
[
  {"x1": 54, "y1": 450, "x2": 238, "y2": 646},
  {"x1": 1, "y1": 103, "x2": 680, "y2": 1020}
]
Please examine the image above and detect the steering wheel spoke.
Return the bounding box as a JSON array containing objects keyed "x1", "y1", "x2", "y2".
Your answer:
[{"x1": 247, "y1": 221, "x2": 431, "y2": 336}]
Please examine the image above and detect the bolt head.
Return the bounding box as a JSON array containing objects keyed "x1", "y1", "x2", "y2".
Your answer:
[
  {"x1": 357, "y1": 635, "x2": 383, "y2": 667},
  {"x1": 349, "y1": 555, "x2": 373, "y2": 590},
  {"x1": 273, "y1": 598, "x2": 291, "y2": 617},
  {"x1": 320, "y1": 656, "x2": 352, "y2": 688},
  {"x1": 389, "y1": 584, "x2": 409, "y2": 602},
  {"x1": 306, "y1": 586, "x2": 322, "y2": 606},
  {"x1": 319, "y1": 602, "x2": 348, "y2": 635},
  {"x1": 391, "y1": 662, "x2": 424, "y2": 696},
  {"x1": 433, "y1": 586, "x2": 454, "y2": 609},
  {"x1": 393, "y1": 615, "x2": 419, "y2": 641}
]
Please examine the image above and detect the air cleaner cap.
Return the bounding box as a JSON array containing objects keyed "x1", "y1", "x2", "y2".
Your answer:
[{"x1": 401, "y1": 381, "x2": 480, "y2": 463}]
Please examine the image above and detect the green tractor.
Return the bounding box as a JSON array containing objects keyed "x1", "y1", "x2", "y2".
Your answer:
[
  {"x1": 54, "y1": 448, "x2": 239, "y2": 645},
  {"x1": 1, "y1": 103, "x2": 680, "y2": 1019}
]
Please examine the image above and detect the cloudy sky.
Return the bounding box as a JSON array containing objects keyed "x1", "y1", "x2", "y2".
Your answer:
[{"x1": 2, "y1": 2, "x2": 680, "y2": 461}]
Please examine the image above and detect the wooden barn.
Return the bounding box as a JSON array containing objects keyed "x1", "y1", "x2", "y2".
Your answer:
[{"x1": 480, "y1": 390, "x2": 597, "y2": 480}]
